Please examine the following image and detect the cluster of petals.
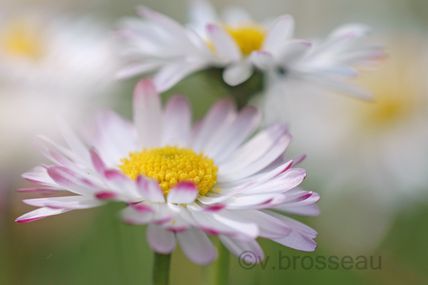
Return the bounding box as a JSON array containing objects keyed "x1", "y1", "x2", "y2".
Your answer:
[
  {"x1": 117, "y1": 0, "x2": 383, "y2": 99},
  {"x1": 17, "y1": 79, "x2": 319, "y2": 264}
]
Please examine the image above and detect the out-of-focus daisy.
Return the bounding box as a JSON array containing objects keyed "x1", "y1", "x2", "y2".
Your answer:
[
  {"x1": 0, "y1": 14, "x2": 116, "y2": 165},
  {"x1": 116, "y1": 6, "x2": 215, "y2": 91},
  {"x1": 0, "y1": 15, "x2": 115, "y2": 93},
  {"x1": 265, "y1": 39, "x2": 428, "y2": 251},
  {"x1": 118, "y1": 0, "x2": 382, "y2": 99},
  {"x1": 17, "y1": 79, "x2": 319, "y2": 264},
  {"x1": 264, "y1": 24, "x2": 384, "y2": 99}
]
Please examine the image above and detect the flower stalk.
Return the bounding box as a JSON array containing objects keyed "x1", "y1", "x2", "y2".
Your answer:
[{"x1": 152, "y1": 253, "x2": 171, "y2": 285}]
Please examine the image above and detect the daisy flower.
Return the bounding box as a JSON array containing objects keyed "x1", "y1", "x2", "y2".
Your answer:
[
  {"x1": 17, "y1": 80, "x2": 319, "y2": 265},
  {"x1": 263, "y1": 23, "x2": 385, "y2": 99},
  {"x1": 264, "y1": 39, "x2": 428, "y2": 252},
  {"x1": 116, "y1": 6, "x2": 215, "y2": 91},
  {"x1": 118, "y1": 0, "x2": 382, "y2": 99},
  {"x1": 0, "y1": 14, "x2": 116, "y2": 165}
]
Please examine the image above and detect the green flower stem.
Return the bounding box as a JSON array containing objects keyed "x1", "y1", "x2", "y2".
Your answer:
[
  {"x1": 216, "y1": 243, "x2": 230, "y2": 285},
  {"x1": 152, "y1": 252, "x2": 171, "y2": 285},
  {"x1": 204, "y1": 240, "x2": 230, "y2": 285}
]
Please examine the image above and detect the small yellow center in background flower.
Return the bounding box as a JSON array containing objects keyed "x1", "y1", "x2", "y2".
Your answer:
[
  {"x1": 1, "y1": 20, "x2": 44, "y2": 61},
  {"x1": 119, "y1": 146, "x2": 218, "y2": 196},
  {"x1": 225, "y1": 25, "x2": 266, "y2": 56},
  {"x1": 366, "y1": 95, "x2": 411, "y2": 126}
]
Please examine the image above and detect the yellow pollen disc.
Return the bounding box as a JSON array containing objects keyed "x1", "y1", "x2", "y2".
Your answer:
[
  {"x1": 366, "y1": 96, "x2": 410, "y2": 126},
  {"x1": 119, "y1": 146, "x2": 218, "y2": 196},
  {"x1": 354, "y1": 55, "x2": 418, "y2": 130},
  {"x1": 1, "y1": 20, "x2": 44, "y2": 61},
  {"x1": 225, "y1": 25, "x2": 266, "y2": 56}
]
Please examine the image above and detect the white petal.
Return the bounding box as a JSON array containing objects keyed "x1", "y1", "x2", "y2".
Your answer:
[
  {"x1": 89, "y1": 148, "x2": 107, "y2": 174},
  {"x1": 162, "y1": 96, "x2": 191, "y2": 146},
  {"x1": 121, "y1": 206, "x2": 154, "y2": 224},
  {"x1": 153, "y1": 60, "x2": 206, "y2": 92},
  {"x1": 24, "y1": 196, "x2": 101, "y2": 210},
  {"x1": 15, "y1": 207, "x2": 69, "y2": 223},
  {"x1": 219, "y1": 125, "x2": 291, "y2": 181},
  {"x1": 330, "y1": 23, "x2": 370, "y2": 39},
  {"x1": 133, "y1": 80, "x2": 162, "y2": 147},
  {"x1": 206, "y1": 24, "x2": 241, "y2": 62},
  {"x1": 58, "y1": 120, "x2": 89, "y2": 164},
  {"x1": 116, "y1": 62, "x2": 160, "y2": 79},
  {"x1": 87, "y1": 111, "x2": 137, "y2": 167},
  {"x1": 250, "y1": 51, "x2": 274, "y2": 70},
  {"x1": 273, "y1": 231, "x2": 317, "y2": 251},
  {"x1": 147, "y1": 224, "x2": 176, "y2": 254},
  {"x1": 219, "y1": 236, "x2": 264, "y2": 261},
  {"x1": 303, "y1": 73, "x2": 372, "y2": 100},
  {"x1": 242, "y1": 168, "x2": 306, "y2": 195},
  {"x1": 192, "y1": 99, "x2": 235, "y2": 152},
  {"x1": 206, "y1": 106, "x2": 260, "y2": 160},
  {"x1": 177, "y1": 228, "x2": 217, "y2": 265},
  {"x1": 138, "y1": 6, "x2": 196, "y2": 52},
  {"x1": 263, "y1": 15, "x2": 294, "y2": 55},
  {"x1": 167, "y1": 182, "x2": 198, "y2": 204},
  {"x1": 136, "y1": 176, "x2": 165, "y2": 203},
  {"x1": 223, "y1": 61, "x2": 253, "y2": 86},
  {"x1": 212, "y1": 213, "x2": 259, "y2": 238},
  {"x1": 281, "y1": 204, "x2": 320, "y2": 216},
  {"x1": 188, "y1": 0, "x2": 218, "y2": 37},
  {"x1": 228, "y1": 210, "x2": 291, "y2": 238},
  {"x1": 278, "y1": 40, "x2": 312, "y2": 64}
]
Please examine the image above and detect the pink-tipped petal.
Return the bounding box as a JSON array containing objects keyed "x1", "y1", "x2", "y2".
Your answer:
[
  {"x1": 90, "y1": 148, "x2": 106, "y2": 174},
  {"x1": 147, "y1": 224, "x2": 176, "y2": 254},
  {"x1": 15, "y1": 207, "x2": 69, "y2": 223},
  {"x1": 136, "y1": 176, "x2": 165, "y2": 203},
  {"x1": 167, "y1": 182, "x2": 198, "y2": 204},
  {"x1": 162, "y1": 95, "x2": 191, "y2": 146},
  {"x1": 177, "y1": 228, "x2": 217, "y2": 265},
  {"x1": 95, "y1": 191, "x2": 117, "y2": 200},
  {"x1": 133, "y1": 79, "x2": 162, "y2": 147}
]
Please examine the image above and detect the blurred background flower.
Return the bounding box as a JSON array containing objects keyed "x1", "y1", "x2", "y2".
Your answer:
[{"x1": 1, "y1": 0, "x2": 428, "y2": 285}]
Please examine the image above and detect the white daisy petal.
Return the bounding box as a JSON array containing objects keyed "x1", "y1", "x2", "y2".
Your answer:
[
  {"x1": 162, "y1": 96, "x2": 192, "y2": 146},
  {"x1": 192, "y1": 98, "x2": 235, "y2": 152},
  {"x1": 153, "y1": 60, "x2": 207, "y2": 92},
  {"x1": 136, "y1": 176, "x2": 165, "y2": 203},
  {"x1": 206, "y1": 105, "x2": 260, "y2": 160},
  {"x1": 219, "y1": 236, "x2": 264, "y2": 261},
  {"x1": 147, "y1": 224, "x2": 176, "y2": 254},
  {"x1": 16, "y1": 207, "x2": 69, "y2": 223},
  {"x1": 223, "y1": 61, "x2": 253, "y2": 86},
  {"x1": 206, "y1": 23, "x2": 241, "y2": 62},
  {"x1": 263, "y1": 15, "x2": 294, "y2": 55},
  {"x1": 23, "y1": 196, "x2": 102, "y2": 210},
  {"x1": 177, "y1": 228, "x2": 217, "y2": 265},
  {"x1": 167, "y1": 182, "x2": 198, "y2": 204},
  {"x1": 250, "y1": 51, "x2": 274, "y2": 70},
  {"x1": 133, "y1": 79, "x2": 163, "y2": 147},
  {"x1": 18, "y1": 78, "x2": 319, "y2": 265}
]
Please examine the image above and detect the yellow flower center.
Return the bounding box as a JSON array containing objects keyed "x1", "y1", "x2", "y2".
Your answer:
[
  {"x1": 356, "y1": 66, "x2": 417, "y2": 129},
  {"x1": 225, "y1": 25, "x2": 266, "y2": 56},
  {"x1": 1, "y1": 20, "x2": 44, "y2": 61},
  {"x1": 119, "y1": 146, "x2": 218, "y2": 196},
  {"x1": 365, "y1": 96, "x2": 411, "y2": 126}
]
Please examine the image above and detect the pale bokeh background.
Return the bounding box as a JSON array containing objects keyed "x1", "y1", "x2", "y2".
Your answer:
[{"x1": 1, "y1": 1, "x2": 428, "y2": 284}]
